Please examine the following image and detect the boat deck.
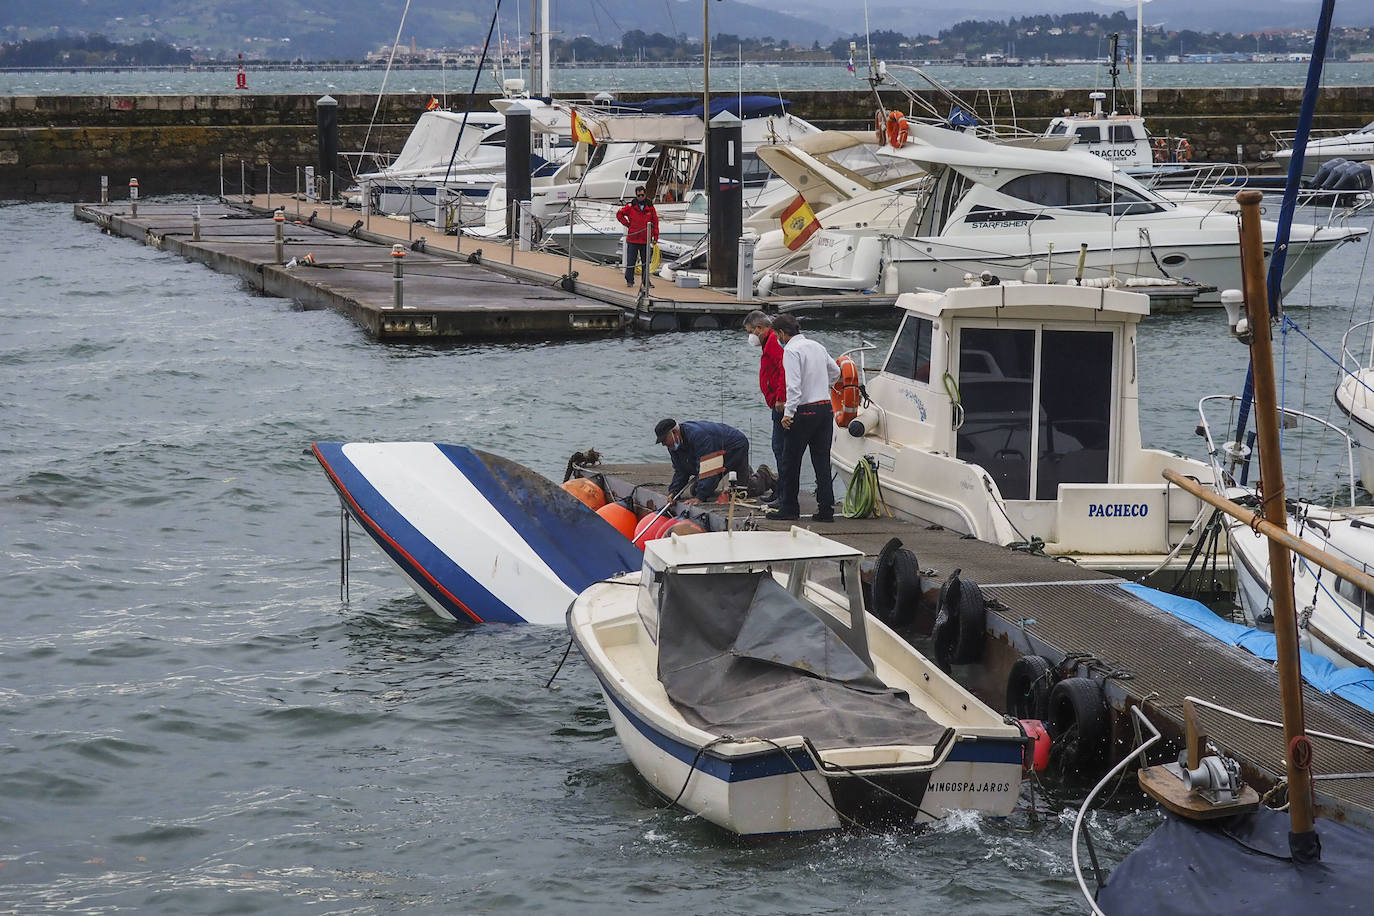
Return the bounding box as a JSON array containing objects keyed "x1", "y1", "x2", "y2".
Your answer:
[
  {"x1": 72, "y1": 195, "x2": 1209, "y2": 339},
  {"x1": 589, "y1": 460, "x2": 1374, "y2": 827}
]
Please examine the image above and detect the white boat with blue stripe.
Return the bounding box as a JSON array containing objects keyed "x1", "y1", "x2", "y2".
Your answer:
[
  {"x1": 313, "y1": 442, "x2": 641, "y2": 625},
  {"x1": 568, "y1": 527, "x2": 1026, "y2": 835}
]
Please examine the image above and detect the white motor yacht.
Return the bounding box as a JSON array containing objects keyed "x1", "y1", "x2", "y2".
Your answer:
[
  {"x1": 830, "y1": 281, "x2": 1219, "y2": 579},
  {"x1": 1335, "y1": 318, "x2": 1374, "y2": 495},
  {"x1": 1273, "y1": 121, "x2": 1374, "y2": 177},
  {"x1": 765, "y1": 123, "x2": 1365, "y2": 305}
]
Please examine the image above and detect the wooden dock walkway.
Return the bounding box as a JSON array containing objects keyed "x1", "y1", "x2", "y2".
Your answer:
[
  {"x1": 73, "y1": 195, "x2": 1208, "y2": 340},
  {"x1": 589, "y1": 460, "x2": 1374, "y2": 827},
  {"x1": 71, "y1": 197, "x2": 902, "y2": 340}
]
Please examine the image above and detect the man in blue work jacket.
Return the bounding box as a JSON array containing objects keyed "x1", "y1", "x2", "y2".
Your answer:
[{"x1": 654, "y1": 418, "x2": 770, "y2": 503}]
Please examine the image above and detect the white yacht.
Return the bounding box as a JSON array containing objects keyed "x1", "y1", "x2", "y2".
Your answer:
[
  {"x1": 830, "y1": 281, "x2": 1218, "y2": 579},
  {"x1": 1273, "y1": 121, "x2": 1374, "y2": 177},
  {"x1": 1335, "y1": 318, "x2": 1374, "y2": 495},
  {"x1": 765, "y1": 123, "x2": 1365, "y2": 305}
]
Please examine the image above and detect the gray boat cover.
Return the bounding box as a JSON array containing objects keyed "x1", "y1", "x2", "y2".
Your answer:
[{"x1": 656, "y1": 571, "x2": 949, "y2": 749}]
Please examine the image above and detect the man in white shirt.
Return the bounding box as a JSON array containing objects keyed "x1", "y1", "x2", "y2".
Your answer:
[{"x1": 767, "y1": 313, "x2": 840, "y2": 522}]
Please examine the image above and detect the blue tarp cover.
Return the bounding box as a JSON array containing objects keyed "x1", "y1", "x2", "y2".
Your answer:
[
  {"x1": 1120, "y1": 583, "x2": 1374, "y2": 715},
  {"x1": 1097, "y1": 804, "x2": 1374, "y2": 914}
]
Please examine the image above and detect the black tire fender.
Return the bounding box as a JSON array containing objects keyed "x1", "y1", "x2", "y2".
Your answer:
[
  {"x1": 870, "y1": 537, "x2": 904, "y2": 623},
  {"x1": 1005, "y1": 654, "x2": 1055, "y2": 720},
  {"x1": 1047, "y1": 677, "x2": 1110, "y2": 770},
  {"x1": 932, "y1": 570, "x2": 986, "y2": 668}
]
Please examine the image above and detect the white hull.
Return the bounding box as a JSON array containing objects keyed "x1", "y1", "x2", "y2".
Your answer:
[{"x1": 568, "y1": 530, "x2": 1024, "y2": 835}]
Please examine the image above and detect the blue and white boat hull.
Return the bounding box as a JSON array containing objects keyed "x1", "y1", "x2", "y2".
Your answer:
[{"x1": 313, "y1": 441, "x2": 641, "y2": 624}]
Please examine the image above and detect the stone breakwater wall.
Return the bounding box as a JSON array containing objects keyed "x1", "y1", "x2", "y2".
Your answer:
[{"x1": 1, "y1": 87, "x2": 1371, "y2": 200}]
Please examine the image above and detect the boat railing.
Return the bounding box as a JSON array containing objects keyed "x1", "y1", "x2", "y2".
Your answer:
[
  {"x1": 1072, "y1": 706, "x2": 1163, "y2": 916},
  {"x1": 1339, "y1": 318, "x2": 1374, "y2": 378},
  {"x1": 1140, "y1": 162, "x2": 1251, "y2": 196},
  {"x1": 1197, "y1": 394, "x2": 1358, "y2": 505},
  {"x1": 1269, "y1": 126, "x2": 1360, "y2": 153}
]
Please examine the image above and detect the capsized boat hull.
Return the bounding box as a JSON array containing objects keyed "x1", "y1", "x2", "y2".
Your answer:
[{"x1": 312, "y1": 442, "x2": 640, "y2": 624}]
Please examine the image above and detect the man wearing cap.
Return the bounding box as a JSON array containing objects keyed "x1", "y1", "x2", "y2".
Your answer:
[
  {"x1": 767, "y1": 313, "x2": 840, "y2": 522},
  {"x1": 654, "y1": 418, "x2": 757, "y2": 504}
]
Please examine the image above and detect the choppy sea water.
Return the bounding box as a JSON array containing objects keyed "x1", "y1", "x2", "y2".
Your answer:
[
  {"x1": 0, "y1": 197, "x2": 1371, "y2": 913},
  {"x1": 3, "y1": 61, "x2": 1374, "y2": 96}
]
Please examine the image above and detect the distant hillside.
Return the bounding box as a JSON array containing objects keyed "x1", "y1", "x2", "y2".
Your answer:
[{"x1": 0, "y1": 0, "x2": 842, "y2": 60}]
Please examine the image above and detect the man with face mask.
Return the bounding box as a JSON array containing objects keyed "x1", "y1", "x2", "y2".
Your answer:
[
  {"x1": 654, "y1": 418, "x2": 767, "y2": 504},
  {"x1": 743, "y1": 310, "x2": 785, "y2": 488}
]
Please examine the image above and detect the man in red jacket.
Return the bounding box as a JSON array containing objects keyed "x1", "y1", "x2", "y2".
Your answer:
[
  {"x1": 616, "y1": 186, "x2": 659, "y2": 289},
  {"x1": 744, "y1": 310, "x2": 785, "y2": 488}
]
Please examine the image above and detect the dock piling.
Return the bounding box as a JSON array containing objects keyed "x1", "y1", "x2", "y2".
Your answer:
[
  {"x1": 129, "y1": 177, "x2": 138, "y2": 217},
  {"x1": 391, "y1": 244, "x2": 405, "y2": 310},
  {"x1": 193, "y1": 205, "x2": 201, "y2": 241},
  {"x1": 274, "y1": 210, "x2": 285, "y2": 263},
  {"x1": 100, "y1": 175, "x2": 108, "y2": 205}
]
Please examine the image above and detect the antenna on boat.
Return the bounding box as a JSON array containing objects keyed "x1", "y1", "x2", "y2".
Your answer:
[{"x1": 1135, "y1": 0, "x2": 1144, "y2": 117}]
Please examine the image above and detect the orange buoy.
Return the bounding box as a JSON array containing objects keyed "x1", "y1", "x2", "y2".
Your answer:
[
  {"x1": 596, "y1": 502, "x2": 638, "y2": 539},
  {"x1": 885, "y1": 110, "x2": 909, "y2": 148},
  {"x1": 561, "y1": 478, "x2": 607, "y2": 511},
  {"x1": 830, "y1": 354, "x2": 863, "y2": 428},
  {"x1": 632, "y1": 514, "x2": 679, "y2": 549}
]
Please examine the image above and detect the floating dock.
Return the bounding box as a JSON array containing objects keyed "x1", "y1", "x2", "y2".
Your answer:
[
  {"x1": 587, "y1": 460, "x2": 1374, "y2": 827},
  {"x1": 72, "y1": 196, "x2": 1209, "y2": 339}
]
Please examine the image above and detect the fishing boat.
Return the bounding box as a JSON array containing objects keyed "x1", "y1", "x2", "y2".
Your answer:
[
  {"x1": 828, "y1": 280, "x2": 1218, "y2": 579},
  {"x1": 567, "y1": 527, "x2": 1026, "y2": 835},
  {"x1": 312, "y1": 441, "x2": 641, "y2": 624},
  {"x1": 762, "y1": 123, "x2": 1364, "y2": 304}
]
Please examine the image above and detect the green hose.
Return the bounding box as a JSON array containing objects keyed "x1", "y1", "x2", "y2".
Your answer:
[{"x1": 842, "y1": 458, "x2": 882, "y2": 519}]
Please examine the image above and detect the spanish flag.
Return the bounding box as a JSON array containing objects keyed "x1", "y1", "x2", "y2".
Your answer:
[
  {"x1": 780, "y1": 195, "x2": 821, "y2": 251},
  {"x1": 571, "y1": 107, "x2": 597, "y2": 146},
  {"x1": 425, "y1": 96, "x2": 439, "y2": 111}
]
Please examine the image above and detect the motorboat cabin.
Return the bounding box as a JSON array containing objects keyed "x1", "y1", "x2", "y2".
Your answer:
[{"x1": 831, "y1": 282, "x2": 1219, "y2": 578}]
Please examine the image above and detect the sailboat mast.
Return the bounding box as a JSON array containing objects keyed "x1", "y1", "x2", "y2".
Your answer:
[
  {"x1": 1236, "y1": 189, "x2": 1318, "y2": 851},
  {"x1": 1135, "y1": 0, "x2": 1143, "y2": 116}
]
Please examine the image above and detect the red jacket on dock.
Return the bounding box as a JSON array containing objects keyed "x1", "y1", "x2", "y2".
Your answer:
[
  {"x1": 616, "y1": 199, "x2": 659, "y2": 245},
  {"x1": 758, "y1": 329, "x2": 786, "y2": 409}
]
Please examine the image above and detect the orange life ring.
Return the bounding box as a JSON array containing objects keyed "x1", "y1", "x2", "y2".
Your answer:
[
  {"x1": 1175, "y1": 138, "x2": 1192, "y2": 162},
  {"x1": 830, "y1": 355, "x2": 863, "y2": 428},
  {"x1": 1152, "y1": 137, "x2": 1168, "y2": 163},
  {"x1": 886, "y1": 110, "x2": 909, "y2": 148},
  {"x1": 875, "y1": 111, "x2": 888, "y2": 147}
]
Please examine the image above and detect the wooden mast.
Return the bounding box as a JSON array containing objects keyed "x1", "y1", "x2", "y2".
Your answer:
[{"x1": 1235, "y1": 189, "x2": 1317, "y2": 846}]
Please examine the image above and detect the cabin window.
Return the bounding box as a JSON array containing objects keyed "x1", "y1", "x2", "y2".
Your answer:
[
  {"x1": 1110, "y1": 124, "x2": 1137, "y2": 143},
  {"x1": 885, "y1": 317, "x2": 934, "y2": 383},
  {"x1": 956, "y1": 325, "x2": 1116, "y2": 501},
  {"x1": 956, "y1": 328, "x2": 1036, "y2": 501},
  {"x1": 999, "y1": 173, "x2": 1162, "y2": 215},
  {"x1": 1336, "y1": 577, "x2": 1374, "y2": 620},
  {"x1": 480, "y1": 129, "x2": 506, "y2": 146},
  {"x1": 930, "y1": 171, "x2": 973, "y2": 234},
  {"x1": 741, "y1": 153, "x2": 772, "y2": 186},
  {"x1": 999, "y1": 173, "x2": 1099, "y2": 210},
  {"x1": 1037, "y1": 330, "x2": 1113, "y2": 497},
  {"x1": 1075, "y1": 126, "x2": 1102, "y2": 144},
  {"x1": 1048, "y1": 122, "x2": 1069, "y2": 136}
]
